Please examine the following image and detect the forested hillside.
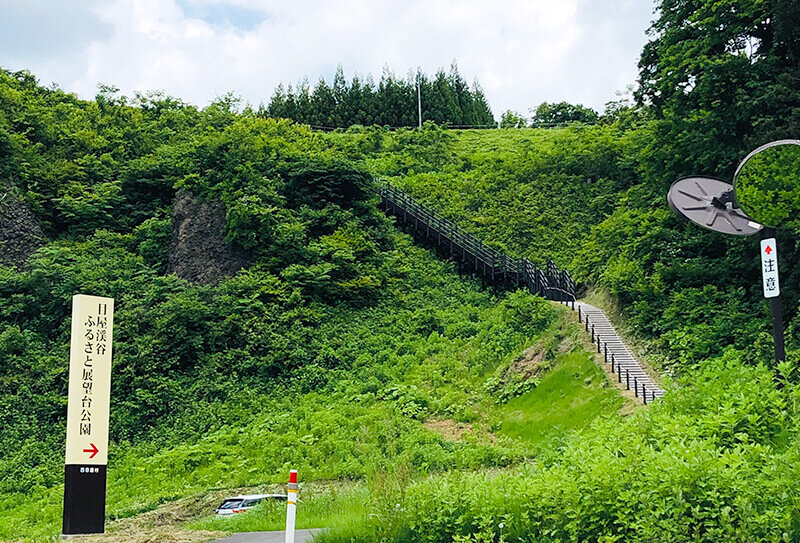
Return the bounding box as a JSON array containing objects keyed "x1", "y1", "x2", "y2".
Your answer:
[
  {"x1": 0, "y1": 67, "x2": 621, "y2": 541},
  {"x1": 358, "y1": 124, "x2": 800, "y2": 373},
  {"x1": 349, "y1": 0, "x2": 800, "y2": 375},
  {"x1": 2, "y1": 0, "x2": 800, "y2": 541}
]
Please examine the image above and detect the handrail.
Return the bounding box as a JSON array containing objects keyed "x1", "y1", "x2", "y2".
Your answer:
[
  {"x1": 377, "y1": 182, "x2": 667, "y2": 405},
  {"x1": 378, "y1": 183, "x2": 576, "y2": 301}
]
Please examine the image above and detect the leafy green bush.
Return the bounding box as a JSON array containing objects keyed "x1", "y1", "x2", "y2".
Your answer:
[{"x1": 323, "y1": 354, "x2": 800, "y2": 543}]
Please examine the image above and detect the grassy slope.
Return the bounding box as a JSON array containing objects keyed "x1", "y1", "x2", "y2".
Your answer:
[
  {"x1": 0, "y1": 233, "x2": 628, "y2": 542},
  {"x1": 358, "y1": 126, "x2": 635, "y2": 270},
  {"x1": 188, "y1": 330, "x2": 628, "y2": 536},
  {"x1": 497, "y1": 351, "x2": 621, "y2": 450}
]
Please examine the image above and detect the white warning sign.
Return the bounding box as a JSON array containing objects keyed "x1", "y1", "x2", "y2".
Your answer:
[{"x1": 760, "y1": 238, "x2": 780, "y2": 299}]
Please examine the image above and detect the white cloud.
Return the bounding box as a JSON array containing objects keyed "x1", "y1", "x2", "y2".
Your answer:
[{"x1": 0, "y1": 0, "x2": 655, "y2": 116}]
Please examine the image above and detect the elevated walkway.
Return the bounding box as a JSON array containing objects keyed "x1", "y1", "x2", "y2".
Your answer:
[{"x1": 379, "y1": 183, "x2": 575, "y2": 300}]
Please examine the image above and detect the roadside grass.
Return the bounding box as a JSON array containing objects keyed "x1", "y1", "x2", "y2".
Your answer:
[{"x1": 0, "y1": 488, "x2": 63, "y2": 543}]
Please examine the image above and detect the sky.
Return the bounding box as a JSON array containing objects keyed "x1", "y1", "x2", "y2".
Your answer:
[{"x1": 0, "y1": 0, "x2": 656, "y2": 118}]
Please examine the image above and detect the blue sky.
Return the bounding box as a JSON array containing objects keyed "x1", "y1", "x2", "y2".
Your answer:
[
  {"x1": 0, "y1": 0, "x2": 656, "y2": 118},
  {"x1": 174, "y1": 0, "x2": 267, "y2": 31}
]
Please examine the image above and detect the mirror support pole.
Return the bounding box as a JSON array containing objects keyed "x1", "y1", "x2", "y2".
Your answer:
[
  {"x1": 763, "y1": 227, "x2": 786, "y2": 364},
  {"x1": 770, "y1": 297, "x2": 786, "y2": 363}
]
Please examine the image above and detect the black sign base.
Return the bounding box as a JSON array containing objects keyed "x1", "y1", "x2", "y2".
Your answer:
[{"x1": 62, "y1": 464, "x2": 107, "y2": 535}]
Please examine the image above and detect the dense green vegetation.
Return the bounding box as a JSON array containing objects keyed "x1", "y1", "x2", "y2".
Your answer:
[
  {"x1": 333, "y1": 363, "x2": 800, "y2": 543},
  {"x1": 0, "y1": 66, "x2": 619, "y2": 541},
  {"x1": 308, "y1": 1, "x2": 800, "y2": 540},
  {"x1": 2, "y1": 0, "x2": 800, "y2": 541},
  {"x1": 357, "y1": 123, "x2": 800, "y2": 372},
  {"x1": 349, "y1": 0, "x2": 800, "y2": 374},
  {"x1": 189, "y1": 348, "x2": 622, "y2": 536},
  {"x1": 265, "y1": 64, "x2": 494, "y2": 128},
  {"x1": 500, "y1": 101, "x2": 600, "y2": 129}
]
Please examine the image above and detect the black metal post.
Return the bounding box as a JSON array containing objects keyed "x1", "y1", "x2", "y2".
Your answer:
[
  {"x1": 625, "y1": 370, "x2": 629, "y2": 390},
  {"x1": 770, "y1": 296, "x2": 786, "y2": 363},
  {"x1": 578, "y1": 306, "x2": 582, "y2": 323},
  {"x1": 604, "y1": 343, "x2": 608, "y2": 363},
  {"x1": 591, "y1": 324, "x2": 595, "y2": 344},
  {"x1": 634, "y1": 377, "x2": 638, "y2": 398},
  {"x1": 611, "y1": 353, "x2": 615, "y2": 373},
  {"x1": 643, "y1": 384, "x2": 647, "y2": 405},
  {"x1": 762, "y1": 227, "x2": 786, "y2": 364}
]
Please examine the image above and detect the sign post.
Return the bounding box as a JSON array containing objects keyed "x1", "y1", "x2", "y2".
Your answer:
[
  {"x1": 760, "y1": 232, "x2": 785, "y2": 363},
  {"x1": 285, "y1": 469, "x2": 298, "y2": 543},
  {"x1": 62, "y1": 294, "x2": 114, "y2": 536},
  {"x1": 668, "y1": 140, "x2": 799, "y2": 368}
]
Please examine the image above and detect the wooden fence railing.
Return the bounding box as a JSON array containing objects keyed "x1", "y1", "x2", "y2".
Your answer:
[{"x1": 378, "y1": 183, "x2": 576, "y2": 301}]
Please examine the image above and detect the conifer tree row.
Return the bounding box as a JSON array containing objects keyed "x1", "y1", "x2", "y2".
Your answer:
[{"x1": 263, "y1": 63, "x2": 495, "y2": 128}]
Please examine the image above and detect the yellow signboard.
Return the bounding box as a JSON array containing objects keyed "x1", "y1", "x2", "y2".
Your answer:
[{"x1": 65, "y1": 295, "x2": 114, "y2": 466}]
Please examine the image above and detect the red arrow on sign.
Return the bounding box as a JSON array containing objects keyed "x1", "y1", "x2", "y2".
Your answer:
[
  {"x1": 765, "y1": 245, "x2": 773, "y2": 255},
  {"x1": 83, "y1": 443, "x2": 99, "y2": 459}
]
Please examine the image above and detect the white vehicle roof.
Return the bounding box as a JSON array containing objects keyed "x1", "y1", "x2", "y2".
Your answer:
[{"x1": 224, "y1": 494, "x2": 286, "y2": 500}]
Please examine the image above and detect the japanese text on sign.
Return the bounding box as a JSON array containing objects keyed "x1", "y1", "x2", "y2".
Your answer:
[
  {"x1": 65, "y1": 295, "x2": 114, "y2": 466},
  {"x1": 760, "y1": 238, "x2": 780, "y2": 299},
  {"x1": 79, "y1": 303, "x2": 108, "y2": 436}
]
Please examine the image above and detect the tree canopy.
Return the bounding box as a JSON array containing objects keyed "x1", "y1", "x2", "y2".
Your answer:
[
  {"x1": 265, "y1": 64, "x2": 495, "y2": 129},
  {"x1": 529, "y1": 101, "x2": 599, "y2": 127},
  {"x1": 637, "y1": 0, "x2": 800, "y2": 183}
]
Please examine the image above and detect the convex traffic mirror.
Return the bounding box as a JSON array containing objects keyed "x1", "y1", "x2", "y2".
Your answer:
[
  {"x1": 734, "y1": 140, "x2": 800, "y2": 230},
  {"x1": 667, "y1": 176, "x2": 761, "y2": 236}
]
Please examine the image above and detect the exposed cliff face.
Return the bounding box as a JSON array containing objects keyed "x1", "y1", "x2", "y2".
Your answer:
[
  {"x1": 0, "y1": 189, "x2": 44, "y2": 270},
  {"x1": 168, "y1": 190, "x2": 251, "y2": 285}
]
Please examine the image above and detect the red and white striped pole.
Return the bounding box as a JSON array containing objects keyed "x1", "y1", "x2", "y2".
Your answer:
[{"x1": 285, "y1": 469, "x2": 297, "y2": 543}]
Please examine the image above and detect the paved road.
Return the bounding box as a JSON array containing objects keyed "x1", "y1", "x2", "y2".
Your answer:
[{"x1": 213, "y1": 529, "x2": 322, "y2": 543}]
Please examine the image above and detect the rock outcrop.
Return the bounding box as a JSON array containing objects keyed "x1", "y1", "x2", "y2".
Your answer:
[
  {"x1": 0, "y1": 189, "x2": 44, "y2": 270},
  {"x1": 168, "y1": 190, "x2": 251, "y2": 285}
]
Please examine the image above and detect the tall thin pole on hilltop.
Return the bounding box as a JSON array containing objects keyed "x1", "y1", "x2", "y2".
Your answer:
[{"x1": 417, "y1": 68, "x2": 422, "y2": 128}]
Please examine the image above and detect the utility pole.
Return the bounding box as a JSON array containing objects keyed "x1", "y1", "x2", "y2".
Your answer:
[{"x1": 417, "y1": 68, "x2": 422, "y2": 128}]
